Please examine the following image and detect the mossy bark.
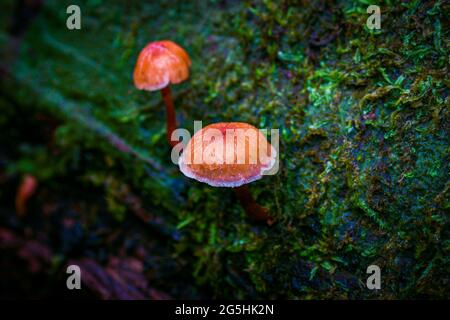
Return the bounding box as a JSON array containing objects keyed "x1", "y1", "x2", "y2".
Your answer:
[{"x1": 0, "y1": 0, "x2": 448, "y2": 299}]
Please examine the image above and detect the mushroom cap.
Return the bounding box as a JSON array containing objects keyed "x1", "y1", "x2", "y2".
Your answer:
[
  {"x1": 133, "y1": 40, "x2": 191, "y2": 91},
  {"x1": 178, "y1": 122, "x2": 277, "y2": 187}
]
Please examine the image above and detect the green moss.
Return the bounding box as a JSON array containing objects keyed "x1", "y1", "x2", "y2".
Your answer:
[{"x1": 0, "y1": 0, "x2": 448, "y2": 298}]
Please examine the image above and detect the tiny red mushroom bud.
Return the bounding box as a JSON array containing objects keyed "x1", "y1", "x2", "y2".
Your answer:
[{"x1": 133, "y1": 40, "x2": 191, "y2": 147}]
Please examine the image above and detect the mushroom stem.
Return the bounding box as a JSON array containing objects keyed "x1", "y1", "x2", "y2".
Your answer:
[
  {"x1": 234, "y1": 185, "x2": 273, "y2": 224},
  {"x1": 161, "y1": 86, "x2": 177, "y2": 148}
]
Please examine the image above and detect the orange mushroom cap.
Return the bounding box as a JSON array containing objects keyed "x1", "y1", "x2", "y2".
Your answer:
[
  {"x1": 178, "y1": 122, "x2": 277, "y2": 187},
  {"x1": 133, "y1": 40, "x2": 191, "y2": 91}
]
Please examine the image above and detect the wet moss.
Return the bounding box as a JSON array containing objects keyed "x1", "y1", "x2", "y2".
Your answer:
[{"x1": 0, "y1": 0, "x2": 448, "y2": 298}]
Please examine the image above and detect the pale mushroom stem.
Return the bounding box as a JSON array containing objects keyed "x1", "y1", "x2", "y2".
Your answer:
[
  {"x1": 234, "y1": 185, "x2": 273, "y2": 225},
  {"x1": 161, "y1": 85, "x2": 178, "y2": 148}
]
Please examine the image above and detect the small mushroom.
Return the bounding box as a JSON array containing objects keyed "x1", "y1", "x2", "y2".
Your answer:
[
  {"x1": 15, "y1": 174, "x2": 38, "y2": 217},
  {"x1": 178, "y1": 122, "x2": 277, "y2": 224},
  {"x1": 133, "y1": 40, "x2": 191, "y2": 147}
]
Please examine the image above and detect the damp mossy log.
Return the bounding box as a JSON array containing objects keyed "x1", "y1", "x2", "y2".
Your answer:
[{"x1": 0, "y1": 0, "x2": 448, "y2": 299}]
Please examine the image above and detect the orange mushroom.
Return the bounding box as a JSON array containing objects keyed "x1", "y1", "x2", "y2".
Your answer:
[
  {"x1": 15, "y1": 174, "x2": 38, "y2": 217},
  {"x1": 178, "y1": 122, "x2": 277, "y2": 223},
  {"x1": 133, "y1": 40, "x2": 191, "y2": 147}
]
